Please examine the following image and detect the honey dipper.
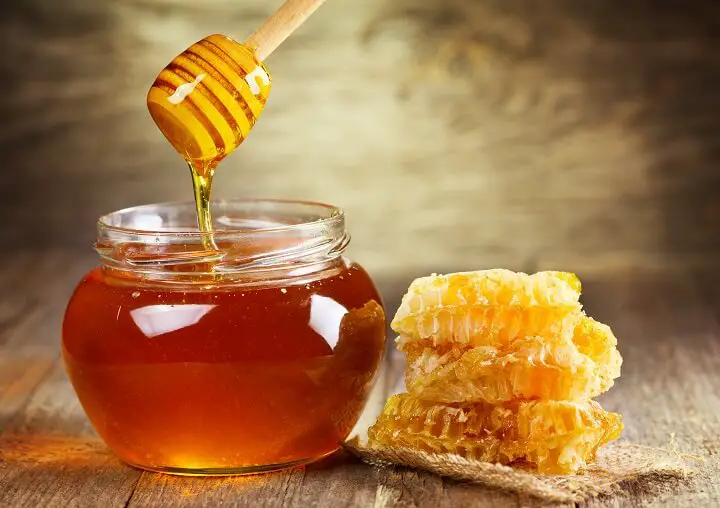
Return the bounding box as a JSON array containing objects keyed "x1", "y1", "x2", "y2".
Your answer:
[{"x1": 147, "y1": 0, "x2": 329, "y2": 168}]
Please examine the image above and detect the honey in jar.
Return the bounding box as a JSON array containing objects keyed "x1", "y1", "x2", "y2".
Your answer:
[{"x1": 62, "y1": 200, "x2": 386, "y2": 474}]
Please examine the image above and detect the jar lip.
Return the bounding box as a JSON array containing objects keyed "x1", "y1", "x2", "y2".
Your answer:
[
  {"x1": 97, "y1": 198, "x2": 345, "y2": 238},
  {"x1": 95, "y1": 198, "x2": 350, "y2": 282}
]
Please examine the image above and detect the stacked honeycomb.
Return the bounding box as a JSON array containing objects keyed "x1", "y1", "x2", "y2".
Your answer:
[{"x1": 368, "y1": 270, "x2": 623, "y2": 474}]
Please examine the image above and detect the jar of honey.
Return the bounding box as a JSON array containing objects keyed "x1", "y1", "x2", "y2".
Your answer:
[{"x1": 62, "y1": 199, "x2": 386, "y2": 475}]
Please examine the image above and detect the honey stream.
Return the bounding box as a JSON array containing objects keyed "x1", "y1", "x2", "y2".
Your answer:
[
  {"x1": 189, "y1": 162, "x2": 218, "y2": 250},
  {"x1": 146, "y1": 34, "x2": 272, "y2": 248}
]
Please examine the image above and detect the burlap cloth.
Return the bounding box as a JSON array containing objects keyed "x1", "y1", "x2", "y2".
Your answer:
[{"x1": 344, "y1": 439, "x2": 696, "y2": 504}]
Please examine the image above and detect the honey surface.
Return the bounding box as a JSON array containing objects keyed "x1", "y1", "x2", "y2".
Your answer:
[{"x1": 62, "y1": 261, "x2": 385, "y2": 471}]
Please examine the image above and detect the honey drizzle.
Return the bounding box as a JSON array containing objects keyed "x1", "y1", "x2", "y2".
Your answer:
[
  {"x1": 188, "y1": 161, "x2": 218, "y2": 251},
  {"x1": 147, "y1": 35, "x2": 271, "y2": 252}
]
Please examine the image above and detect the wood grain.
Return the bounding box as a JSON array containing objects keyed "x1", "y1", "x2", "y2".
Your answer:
[
  {"x1": 580, "y1": 275, "x2": 720, "y2": 507},
  {"x1": 0, "y1": 435, "x2": 141, "y2": 508},
  {"x1": 0, "y1": 349, "x2": 55, "y2": 427},
  {"x1": 126, "y1": 453, "x2": 378, "y2": 507}
]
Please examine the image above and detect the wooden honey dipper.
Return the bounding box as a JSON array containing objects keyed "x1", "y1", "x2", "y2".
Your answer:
[{"x1": 147, "y1": 0, "x2": 329, "y2": 170}]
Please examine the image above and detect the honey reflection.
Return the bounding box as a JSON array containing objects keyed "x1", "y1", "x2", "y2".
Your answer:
[
  {"x1": 130, "y1": 304, "x2": 216, "y2": 338},
  {"x1": 308, "y1": 294, "x2": 348, "y2": 349}
]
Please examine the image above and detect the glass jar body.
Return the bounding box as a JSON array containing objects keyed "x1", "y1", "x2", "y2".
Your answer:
[{"x1": 61, "y1": 200, "x2": 386, "y2": 475}]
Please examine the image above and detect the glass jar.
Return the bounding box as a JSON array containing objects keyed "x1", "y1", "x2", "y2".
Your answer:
[{"x1": 62, "y1": 199, "x2": 386, "y2": 475}]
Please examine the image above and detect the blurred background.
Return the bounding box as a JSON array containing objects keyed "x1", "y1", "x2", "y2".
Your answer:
[{"x1": 1, "y1": 0, "x2": 719, "y2": 284}]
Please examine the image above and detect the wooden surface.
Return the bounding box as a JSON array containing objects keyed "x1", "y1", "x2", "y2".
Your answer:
[{"x1": 1, "y1": 249, "x2": 719, "y2": 507}]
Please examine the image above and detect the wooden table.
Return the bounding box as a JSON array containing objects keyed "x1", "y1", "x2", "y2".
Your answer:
[{"x1": 0, "y1": 251, "x2": 718, "y2": 507}]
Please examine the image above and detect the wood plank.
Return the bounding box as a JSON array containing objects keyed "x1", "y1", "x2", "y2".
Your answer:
[
  {"x1": 0, "y1": 269, "x2": 141, "y2": 508},
  {"x1": 374, "y1": 468, "x2": 527, "y2": 508},
  {"x1": 373, "y1": 468, "x2": 444, "y2": 508},
  {"x1": 0, "y1": 435, "x2": 139, "y2": 508},
  {"x1": 579, "y1": 275, "x2": 720, "y2": 507},
  {"x1": 0, "y1": 347, "x2": 56, "y2": 429},
  {"x1": 1, "y1": 250, "x2": 94, "y2": 349},
  {"x1": 0, "y1": 252, "x2": 43, "y2": 347},
  {"x1": 0, "y1": 356, "x2": 141, "y2": 507},
  {"x1": 127, "y1": 452, "x2": 378, "y2": 507},
  {"x1": 4, "y1": 359, "x2": 94, "y2": 437}
]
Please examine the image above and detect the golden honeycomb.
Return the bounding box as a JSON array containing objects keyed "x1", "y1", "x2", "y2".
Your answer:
[
  {"x1": 572, "y1": 317, "x2": 622, "y2": 386},
  {"x1": 366, "y1": 269, "x2": 623, "y2": 475},
  {"x1": 392, "y1": 270, "x2": 583, "y2": 347},
  {"x1": 367, "y1": 394, "x2": 623, "y2": 474},
  {"x1": 401, "y1": 316, "x2": 622, "y2": 404},
  {"x1": 394, "y1": 270, "x2": 582, "y2": 312},
  {"x1": 394, "y1": 304, "x2": 582, "y2": 348}
]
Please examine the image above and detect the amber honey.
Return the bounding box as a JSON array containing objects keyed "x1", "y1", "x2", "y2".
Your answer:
[{"x1": 63, "y1": 254, "x2": 385, "y2": 474}]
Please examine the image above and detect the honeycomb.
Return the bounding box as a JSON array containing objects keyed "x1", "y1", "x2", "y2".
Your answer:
[
  {"x1": 392, "y1": 270, "x2": 583, "y2": 347},
  {"x1": 367, "y1": 394, "x2": 623, "y2": 474},
  {"x1": 367, "y1": 269, "x2": 623, "y2": 475},
  {"x1": 402, "y1": 317, "x2": 622, "y2": 403},
  {"x1": 572, "y1": 317, "x2": 623, "y2": 386},
  {"x1": 394, "y1": 304, "x2": 581, "y2": 348},
  {"x1": 394, "y1": 270, "x2": 582, "y2": 313}
]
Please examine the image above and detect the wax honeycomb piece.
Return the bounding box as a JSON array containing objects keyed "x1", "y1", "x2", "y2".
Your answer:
[
  {"x1": 394, "y1": 270, "x2": 582, "y2": 315},
  {"x1": 394, "y1": 304, "x2": 581, "y2": 349},
  {"x1": 367, "y1": 394, "x2": 622, "y2": 474},
  {"x1": 572, "y1": 317, "x2": 623, "y2": 386},
  {"x1": 401, "y1": 317, "x2": 622, "y2": 404},
  {"x1": 392, "y1": 270, "x2": 582, "y2": 347}
]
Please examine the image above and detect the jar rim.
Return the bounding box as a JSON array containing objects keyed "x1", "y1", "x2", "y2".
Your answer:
[
  {"x1": 98, "y1": 198, "x2": 344, "y2": 238},
  {"x1": 95, "y1": 198, "x2": 350, "y2": 283}
]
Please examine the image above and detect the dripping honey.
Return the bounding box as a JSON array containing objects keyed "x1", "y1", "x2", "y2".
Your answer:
[
  {"x1": 63, "y1": 259, "x2": 385, "y2": 472},
  {"x1": 146, "y1": 34, "x2": 271, "y2": 239},
  {"x1": 189, "y1": 162, "x2": 217, "y2": 249}
]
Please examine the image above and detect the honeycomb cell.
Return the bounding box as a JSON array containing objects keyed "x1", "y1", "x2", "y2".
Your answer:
[
  {"x1": 394, "y1": 304, "x2": 581, "y2": 348},
  {"x1": 573, "y1": 317, "x2": 622, "y2": 386},
  {"x1": 393, "y1": 270, "x2": 581, "y2": 318},
  {"x1": 367, "y1": 394, "x2": 622, "y2": 474},
  {"x1": 401, "y1": 317, "x2": 622, "y2": 404},
  {"x1": 403, "y1": 337, "x2": 614, "y2": 403},
  {"x1": 392, "y1": 270, "x2": 583, "y2": 346}
]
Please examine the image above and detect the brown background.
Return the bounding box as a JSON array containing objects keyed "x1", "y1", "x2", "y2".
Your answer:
[{"x1": 1, "y1": 0, "x2": 718, "y2": 281}]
